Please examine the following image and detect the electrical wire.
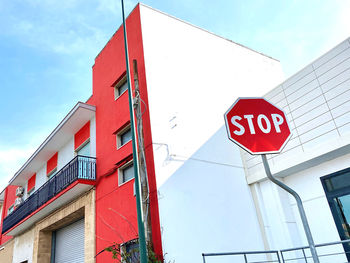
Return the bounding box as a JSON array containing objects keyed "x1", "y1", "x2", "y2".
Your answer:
[{"x1": 169, "y1": 154, "x2": 244, "y2": 169}]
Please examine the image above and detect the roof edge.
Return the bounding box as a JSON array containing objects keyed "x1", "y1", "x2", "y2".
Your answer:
[
  {"x1": 8, "y1": 102, "x2": 96, "y2": 185},
  {"x1": 139, "y1": 3, "x2": 280, "y2": 62}
]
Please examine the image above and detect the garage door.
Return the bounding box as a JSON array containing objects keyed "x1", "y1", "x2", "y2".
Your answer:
[{"x1": 55, "y1": 218, "x2": 85, "y2": 263}]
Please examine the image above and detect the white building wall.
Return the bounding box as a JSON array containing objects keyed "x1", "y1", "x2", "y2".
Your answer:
[
  {"x1": 12, "y1": 227, "x2": 34, "y2": 263},
  {"x1": 140, "y1": 4, "x2": 284, "y2": 188},
  {"x1": 35, "y1": 164, "x2": 46, "y2": 191},
  {"x1": 57, "y1": 138, "x2": 74, "y2": 170},
  {"x1": 242, "y1": 37, "x2": 350, "y2": 252},
  {"x1": 158, "y1": 127, "x2": 265, "y2": 263},
  {"x1": 243, "y1": 37, "x2": 350, "y2": 183},
  {"x1": 140, "y1": 6, "x2": 285, "y2": 261}
]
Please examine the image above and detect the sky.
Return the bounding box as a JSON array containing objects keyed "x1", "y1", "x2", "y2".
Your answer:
[{"x1": 0, "y1": 0, "x2": 350, "y2": 191}]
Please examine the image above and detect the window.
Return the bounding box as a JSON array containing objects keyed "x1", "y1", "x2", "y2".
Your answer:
[
  {"x1": 76, "y1": 141, "x2": 90, "y2": 156},
  {"x1": 27, "y1": 187, "x2": 35, "y2": 196},
  {"x1": 8, "y1": 205, "x2": 14, "y2": 215},
  {"x1": 119, "y1": 162, "x2": 134, "y2": 185},
  {"x1": 117, "y1": 126, "x2": 132, "y2": 148},
  {"x1": 47, "y1": 168, "x2": 57, "y2": 179},
  {"x1": 114, "y1": 76, "x2": 128, "y2": 100},
  {"x1": 121, "y1": 239, "x2": 139, "y2": 263}
]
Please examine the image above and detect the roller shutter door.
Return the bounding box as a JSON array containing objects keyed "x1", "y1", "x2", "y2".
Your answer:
[{"x1": 55, "y1": 219, "x2": 84, "y2": 263}]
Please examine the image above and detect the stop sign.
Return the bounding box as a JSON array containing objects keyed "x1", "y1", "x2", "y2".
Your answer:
[{"x1": 224, "y1": 98, "x2": 291, "y2": 154}]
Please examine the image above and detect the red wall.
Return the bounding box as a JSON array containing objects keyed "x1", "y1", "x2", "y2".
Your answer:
[
  {"x1": 87, "y1": 4, "x2": 163, "y2": 262},
  {"x1": 0, "y1": 185, "x2": 18, "y2": 245}
]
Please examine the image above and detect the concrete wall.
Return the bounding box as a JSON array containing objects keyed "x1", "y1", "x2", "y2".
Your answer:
[
  {"x1": 0, "y1": 238, "x2": 14, "y2": 263},
  {"x1": 140, "y1": 5, "x2": 285, "y2": 262},
  {"x1": 140, "y1": 4, "x2": 284, "y2": 188},
  {"x1": 32, "y1": 189, "x2": 95, "y2": 263},
  {"x1": 243, "y1": 37, "x2": 350, "y2": 254},
  {"x1": 158, "y1": 127, "x2": 265, "y2": 263},
  {"x1": 12, "y1": 227, "x2": 35, "y2": 263},
  {"x1": 242, "y1": 37, "x2": 350, "y2": 183}
]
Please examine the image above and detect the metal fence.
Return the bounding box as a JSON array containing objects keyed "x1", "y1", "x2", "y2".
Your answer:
[
  {"x1": 2, "y1": 155, "x2": 96, "y2": 234},
  {"x1": 202, "y1": 250, "x2": 281, "y2": 263},
  {"x1": 280, "y1": 239, "x2": 350, "y2": 263},
  {"x1": 203, "y1": 239, "x2": 350, "y2": 263}
]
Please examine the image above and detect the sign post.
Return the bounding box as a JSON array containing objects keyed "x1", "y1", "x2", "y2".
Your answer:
[{"x1": 224, "y1": 97, "x2": 319, "y2": 263}]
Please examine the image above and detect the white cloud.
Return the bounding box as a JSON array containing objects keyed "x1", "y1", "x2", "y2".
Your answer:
[{"x1": 0, "y1": 146, "x2": 35, "y2": 191}]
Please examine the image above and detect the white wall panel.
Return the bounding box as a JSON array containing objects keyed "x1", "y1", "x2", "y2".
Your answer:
[
  {"x1": 317, "y1": 57, "x2": 350, "y2": 84},
  {"x1": 296, "y1": 112, "x2": 332, "y2": 135},
  {"x1": 285, "y1": 72, "x2": 317, "y2": 97},
  {"x1": 332, "y1": 100, "x2": 350, "y2": 118},
  {"x1": 283, "y1": 65, "x2": 313, "y2": 90},
  {"x1": 324, "y1": 78, "x2": 350, "y2": 100},
  {"x1": 299, "y1": 121, "x2": 336, "y2": 144},
  {"x1": 328, "y1": 89, "x2": 350, "y2": 109},
  {"x1": 302, "y1": 130, "x2": 339, "y2": 152},
  {"x1": 339, "y1": 122, "x2": 350, "y2": 136},
  {"x1": 292, "y1": 95, "x2": 325, "y2": 119},
  {"x1": 244, "y1": 37, "x2": 350, "y2": 184},
  {"x1": 321, "y1": 67, "x2": 350, "y2": 93},
  {"x1": 265, "y1": 85, "x2": 283, "y2": 100},
  {"x1": 334, "y1": 111, "x2": 350, "y2": 127},
  {"x1": 314, "y1": 47, "x2": 350, "y2": 76},
  {"x1": 313, "y1": 40, "x2": 350, "y2": 69},
  {"x1": 293, "y1": 104, "x2": 329, "y2": 127},
  {"x1": 289, "y1": 88, "x2": 323, "y2": 111},
  {"x1": 287, "y1": 79, "x2": 319, "y2": 103}
]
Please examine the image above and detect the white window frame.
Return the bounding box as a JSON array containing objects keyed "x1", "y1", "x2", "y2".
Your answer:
[
  {"x1": 116, "y1": 125, "x2": 132, "y2": 149},
  {"x1": 118, "y1": 161, "x2": 134, "y2": 186},
  {"x1": 114, "y1": 75, "x2": 128, "y2": 100}
]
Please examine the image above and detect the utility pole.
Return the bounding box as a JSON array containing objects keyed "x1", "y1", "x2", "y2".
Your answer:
[
  {"x1": 120, "y1": 1, "x2": 148, "y2": 262},
  {"x1": 133, "y1": 59, "x2": 153, "y2": 245}
]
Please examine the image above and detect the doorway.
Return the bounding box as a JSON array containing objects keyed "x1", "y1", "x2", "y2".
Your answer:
[{"x1": 321, "y1": 167, "x2": 350, "y2": 260}]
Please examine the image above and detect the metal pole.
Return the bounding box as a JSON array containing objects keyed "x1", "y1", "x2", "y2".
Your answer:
[
  {"x1": 120, "y1": 1, "x2": 148, "y2": 262},
  {"x1": 261, "y1": 154, "x2": 319, "y2": 263}
]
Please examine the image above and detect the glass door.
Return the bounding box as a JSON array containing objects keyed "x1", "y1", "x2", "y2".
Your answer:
[{"x1": 322, "y1": 168, "x2": 350, "y2": 261}]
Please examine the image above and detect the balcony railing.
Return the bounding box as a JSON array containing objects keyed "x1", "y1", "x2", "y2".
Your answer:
[{"x1": 2, "y1": 155, "x2": 96, "y2": 234}]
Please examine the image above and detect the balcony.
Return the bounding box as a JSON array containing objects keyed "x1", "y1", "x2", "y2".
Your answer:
[{"x1": 2, "y1": 155, "x2": 96, "y2": 235}]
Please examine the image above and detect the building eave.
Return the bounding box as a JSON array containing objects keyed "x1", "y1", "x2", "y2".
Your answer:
[{"x1": 8, "y1": 102, "x2": 96, "y2": 186}]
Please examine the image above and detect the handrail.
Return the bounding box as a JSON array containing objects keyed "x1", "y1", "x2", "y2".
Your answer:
[
  {"x1": 1, "y1": 155, "x2": 96, "y2": 234},
  {"x1": 280, "y1": 238, "x2": 350, "y2": 252}
]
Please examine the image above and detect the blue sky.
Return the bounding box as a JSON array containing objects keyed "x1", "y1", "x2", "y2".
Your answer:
[{"x1": 0, "y1": 0, "x2": 350, "y2": 190}]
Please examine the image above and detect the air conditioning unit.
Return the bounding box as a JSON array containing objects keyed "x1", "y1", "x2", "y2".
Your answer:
[
  {"x1": 14, "y1": 197, "x2": 23, "y2": 208},
  {"x1": 16, "y1": 186, "x2": 24, "y2": 197}
]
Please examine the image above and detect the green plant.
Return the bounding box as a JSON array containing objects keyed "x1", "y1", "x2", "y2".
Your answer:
[{"x1": 103, "y1": 240, "x2": 172, "y2": 263}]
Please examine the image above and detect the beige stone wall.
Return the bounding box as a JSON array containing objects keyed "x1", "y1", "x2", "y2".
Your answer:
[
  {"x1": 0, "y1": 238, "x2": 15, "y2": 263},
  {"x1": 31, "y1": 189, "x2": 96, "y2": 263}
]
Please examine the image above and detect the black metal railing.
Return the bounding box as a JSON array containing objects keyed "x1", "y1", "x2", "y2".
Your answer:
[
  {"x1": 1, "y1": 155, "x2": 96, "y2": 234},
  {"x1": 202, "y1": 239, "x2": 350, "y2": 263}
]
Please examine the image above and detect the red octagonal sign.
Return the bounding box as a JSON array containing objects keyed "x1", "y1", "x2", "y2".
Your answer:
[{"x1": 224, "y1": 97, "x2": 292, "y2": 155}]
